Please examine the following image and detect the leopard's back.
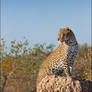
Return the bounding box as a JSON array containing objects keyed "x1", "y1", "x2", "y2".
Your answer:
[{"x1": 36, "y1": 43, "x2": 69, "y2": 85}]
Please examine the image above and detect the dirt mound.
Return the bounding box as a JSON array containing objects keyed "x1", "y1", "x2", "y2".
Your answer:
[{"x1": 37, "y1": 75, "x2": 92, "y2": 92}]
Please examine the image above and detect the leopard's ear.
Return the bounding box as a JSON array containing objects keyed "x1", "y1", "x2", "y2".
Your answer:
[
  {"x1": 63, "y1": 26, "x2": 70, "y2": 35},
  {"x1": 64, "y1": 26, "x2": 70, "y2": 31}
]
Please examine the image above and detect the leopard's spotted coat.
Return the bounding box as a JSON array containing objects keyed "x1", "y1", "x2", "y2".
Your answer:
[{"x1": 36, "y1": 26, "x2": 78, "y2": 86}]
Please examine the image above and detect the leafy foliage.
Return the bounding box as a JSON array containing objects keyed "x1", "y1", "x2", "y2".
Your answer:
[{"x1": 0, "y1": 38, "x2": 92, "y2": 92}]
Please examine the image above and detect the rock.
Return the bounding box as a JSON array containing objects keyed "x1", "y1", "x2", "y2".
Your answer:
[{"x1": 37, "y1": 75, "x2": 92, "y2": 92}]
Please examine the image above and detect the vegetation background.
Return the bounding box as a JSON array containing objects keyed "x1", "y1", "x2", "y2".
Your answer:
[{"x1": 0, "y1": 38, "x2": 92, "y2": 92}]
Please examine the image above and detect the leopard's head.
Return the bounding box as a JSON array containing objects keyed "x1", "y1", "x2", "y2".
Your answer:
[{"x1": 57, "y1": 26, "x2": 76, "y2": 44}]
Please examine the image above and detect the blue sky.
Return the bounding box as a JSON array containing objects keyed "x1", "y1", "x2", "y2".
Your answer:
[{"x1": 1, "y1": 0, "x2": 91, "y2": 46}]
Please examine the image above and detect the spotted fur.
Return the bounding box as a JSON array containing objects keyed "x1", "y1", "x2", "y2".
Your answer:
[{"x1": 36, "y1": 26, "x2": 78, "y2": 86}]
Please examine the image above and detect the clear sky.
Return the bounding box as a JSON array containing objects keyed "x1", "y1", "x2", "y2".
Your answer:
[{"x1": 1, "y1": 0, "x2": 91, "y2": 46}]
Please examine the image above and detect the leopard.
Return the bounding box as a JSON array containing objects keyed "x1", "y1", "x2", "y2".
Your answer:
[{"x1": 36, "y1": 26, "x2": 78, "y2": 86}]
